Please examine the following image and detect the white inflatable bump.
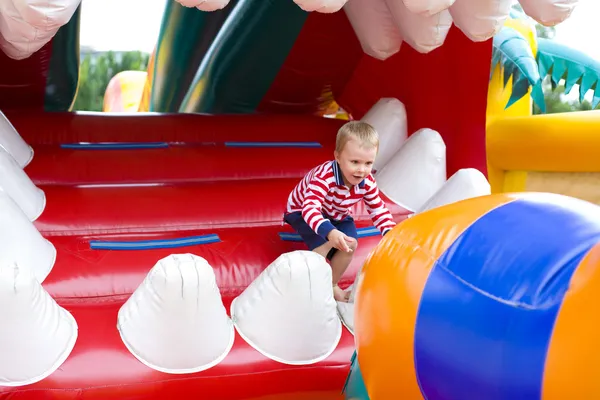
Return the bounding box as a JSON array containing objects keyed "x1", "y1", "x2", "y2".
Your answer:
[
  {"x1": 294, "y1": 0, "x2": 349, "y2": 13},
  {"x1": 175, "y1": 0, "x2": 230, "y2": 11},
  {"x1": 0, "y1": 190, "x2": 56, "y2": 283},
  {"x1": 343, "y1": 0, "x2": 403, "y2": 60},
  {"x1": 518, "y1": 0, "x2": 578, "y2": 27},
  {"x1": 0, "y1": 110, "x2": 33, "y2": 168},
  {"x1": 415, "y1": 168, "x2": 491, "y2": 214},
  {"x1": 118, "y1": 254, "x2": 234, "y2": 374},
  {"x1": 231, "y1": 251, "x2": 342, "y2": 365},
  {"x1": 361, "y1": 98, "x2": 408, "y2": 173},
  {"x1": 385, "y1": 0, "x2": 452, "y2": 54},
  {"x1": 0, "y1": 261, "x2": 77, "y2": 387},
  {"x1": 449, "y1": 0, "x2": 513, "y2": 42},
  {"x1": 0, "y1": 0, "x2": 81, "y2": 60},
  {"x1": 0, "y1": 146, "x2": 45, "y2": 221},
  {"x1": 402, "y1": 0, "x2": 456, "y2": 16},
  {"x1": 377, "y1": 128, "x2": 447, "y2": 212}
]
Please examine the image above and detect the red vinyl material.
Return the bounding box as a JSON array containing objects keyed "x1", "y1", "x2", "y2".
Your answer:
[{"x1": 1, "y1": 115, "x2": 409, "y2": 399}]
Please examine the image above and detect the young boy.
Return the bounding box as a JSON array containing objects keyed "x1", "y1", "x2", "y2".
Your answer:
[{"x1": 283, "y1": 121, "x2": 396, "y2": 302}]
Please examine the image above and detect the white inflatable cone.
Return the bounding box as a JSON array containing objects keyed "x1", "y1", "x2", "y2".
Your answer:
[
  {"x1": 0, "y1": 110, "x2": 33, "y2": 168},
  {"x1": 377, "y1": 128, "x2": 447, "y2": 212},
  {"x1": 362, "y1": 98, "x2": 408, "y2": 173},
  {"x1": 402, "y1": 0, "x2": 455, "y2": 16},
  {"x1": 449, "y1": 0, "x2": 513, "y2": 42},
  {"x1": 0, "y1": 189, "x2": 56, "y2": 283},
  {"x1": 0, "y1": 261, "x2": 78, "y2": 387},
  {"x1": 416, "y1": 168, "x2": 491, "y2": 214},
  {"x1": 0, "y1": 147, "x2": 45, "y2": 221},
  {"x1": 118, "y1": 254, "x2": 234, "y2": 374},
  {"x1": 231, "y1": 251, "x2": 342, "y2": 365}
]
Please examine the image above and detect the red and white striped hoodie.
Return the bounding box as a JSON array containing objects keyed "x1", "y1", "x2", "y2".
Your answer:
[{"x1": 286, "y1": 160, "x2": 396, "y2": 238}]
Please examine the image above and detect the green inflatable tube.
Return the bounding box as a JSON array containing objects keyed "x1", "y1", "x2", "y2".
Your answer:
[
  {"x1": 149, "y1": 1, "x2": 238, "y2": 112},
  {"x1": 179, "y1": 0, "x2": 308, "y2": 114}
]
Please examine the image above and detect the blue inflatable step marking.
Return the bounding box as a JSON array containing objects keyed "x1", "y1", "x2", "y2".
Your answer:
[
  {"x1": 61, "y1": 142, "x2": 169, "y2": 150},
  {"x1": 90, "y1": 234, "x2": 221, "y2": 250}
]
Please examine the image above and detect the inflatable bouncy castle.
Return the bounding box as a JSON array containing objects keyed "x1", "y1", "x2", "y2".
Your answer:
[{"x1": 2, "y1": 0, "x2": 600, "y2": 399}]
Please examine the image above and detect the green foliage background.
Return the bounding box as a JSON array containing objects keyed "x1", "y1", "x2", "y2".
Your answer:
[{"x1": 72, "y1": 49, "x2": 149, "y2": 111}]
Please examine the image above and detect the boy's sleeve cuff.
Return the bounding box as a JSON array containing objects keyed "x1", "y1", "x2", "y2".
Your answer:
[{"x1": 317, "y1": 220, "x2": 336, "y2": 239}]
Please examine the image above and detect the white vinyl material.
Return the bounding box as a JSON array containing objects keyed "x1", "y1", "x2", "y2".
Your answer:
[
  {"x1": 377, "y1": 128, "x2": 447, "y2": 212},
  {"x1": 361, "y1": 98, "x2": 408, "y2": 173},
  {"x1": 343, "y1": 0, "x2": 402, "y2": 60},
  {"x1": 175, "y1": 0, "x2": 230, "y2": 11},
  {"x1": 0, "y1": 0, "x2": 81, "y2": 59},
  {"x1": 0, "y1": 260, "x2": 77, "y2": 387},
  {"x1": 385, "y1": 0, "x2": 453, "y2": 53},
  {"x1": 450, "y1": 0, "x2": 513, "y2": 42},
  {"x1": 231, "y1": 251, "x2": 342, "y2": 365},
  {"x1": 416, "y1": 168, "x2": 491, "y2": 214},
  {"x1": 0, "y1": 110, "x2": 33, "y2": 168},
  {"x1": 294, "y1": 0, "x2": 349, "y2": 13},
  {"x1": 0, "y1": 189, "x2": 55, "y2": 283},
  {"x1": 118, "y1": 254, "x2": 234, "y2": 374},
  {"x1": 517, "y1": 0, "x2": 578, "y2": 26},
  {"x1": 0, "y1": 146, "x2": 45, "y2": 221}
]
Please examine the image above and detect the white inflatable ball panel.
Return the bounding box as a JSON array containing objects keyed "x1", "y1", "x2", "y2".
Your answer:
[
  {"x1": 231, "y1": 251, "x2": 342, "y2": 365},
  {"x1": 0, "y1": 147, "x2": 45, "y2": 221},
  {"x1": 0, "y1": 190, "x2": 56, "y2": 283},
  {"x1": 376, "y1": 128, "x2": 447, "y2": 212},
  {"x1": 0, "y1": 111, "x2": 33, "y2": 168},
  {"x1": 385, "y1": 0, "x2": 453, "y2": 53},
  {"x1": 518, "y1": 0, "x2": 578, "y2": 26},
  {"x1": 449, "y1": 0, "x2": 513, "y2": 42},
  {"x1": 343, "y1": 0, "x2": 402, "y2": 60},
  {"x1": 361, "y1": 98, "x2": 408, "y2": 173},
  {"x1": 118, "y1": 254, "x2": 234, "y2": 374},
  {"x1": 0, "y1": 261, "x2": 77, "y2": 387}
]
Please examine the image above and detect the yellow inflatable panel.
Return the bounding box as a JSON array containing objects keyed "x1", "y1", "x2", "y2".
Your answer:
[{"x1": 486, "y1": 111, "x2": 600, "y2": 203}]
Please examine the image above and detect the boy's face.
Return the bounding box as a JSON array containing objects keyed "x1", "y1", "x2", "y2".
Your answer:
[{"x1": 335, "y1": 139, "x2": 377, "y2": 187}]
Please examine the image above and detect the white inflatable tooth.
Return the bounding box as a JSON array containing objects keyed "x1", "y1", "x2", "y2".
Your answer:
[
  {"x1": 294, "y1": 0, "x2": 349, "y2": 13},
  {"x1": 0, "y1": 189, "x2": 56, "y2": 283},
  {"x1": 361, "y1": 98, "x2": 408, "y2": 173},
  {"x1": 0, "y1": 146, "x2": 45, "y2": 221},
  {"x1": 118, "y1": 254, "x2": 234, "y2": 374},
  {"x1": 0, "y1": 261, "x2": 78, "y2": 387},
  {"x1": 416, "y1": 168, "x2": 491, "y2": 214},
  {"x1": 449, "y1": 0, "x2": 513, "y2": 42},
  {"x1": 344, "y1": 0, "x2": 403, "y2": 60},
  {"x1": 377, "y1": 128, "x2": 447, "y2": 212},
  {"x1": 517, "y1": 0, "x2": 578, "y2": 26},
  {"x1": 175, "y1": 0, "x2": 230, "y2": 11},
  {"x1": 231, "y1": 251, "x2": 342, "y2": 365},
  {"x1": 0, "y1": 110, "x2": 33, "y2": 168}
]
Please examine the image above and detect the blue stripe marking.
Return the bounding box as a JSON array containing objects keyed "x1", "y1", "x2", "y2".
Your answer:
[
  {"x1": 279, "y1": 226, "x2": 380, "y2": 242},
  {"x1": 61, "y1": 142, "x2": 169, "y2": 150},
  {"x1": 225, "y1": 141, "x2": 322, "y2": 148},
  {"x1": 90, "y1": 234, "x2": 220, "y2": 250},
  {"x1": 414, "y1": 197, "x2": 600, "y2": 400}
]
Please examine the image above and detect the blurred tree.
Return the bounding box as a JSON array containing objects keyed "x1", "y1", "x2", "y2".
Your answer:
[{"x1": 72, "y1": 50, "x2": 149, "y2": 111}]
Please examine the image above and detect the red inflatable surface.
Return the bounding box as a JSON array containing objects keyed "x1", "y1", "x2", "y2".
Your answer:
[{"x1": 1, "y1": 114, "x2": 409, "y2": 399}]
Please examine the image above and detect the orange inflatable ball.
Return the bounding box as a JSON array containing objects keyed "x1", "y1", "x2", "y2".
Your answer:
[{"x1": 352, "y1": 192, "x2": 600, "y2": 400}]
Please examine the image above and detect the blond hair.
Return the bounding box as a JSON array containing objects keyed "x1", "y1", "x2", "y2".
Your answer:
[{"x1": 335, "y1": 121, "x2": 379, "y2": 153}]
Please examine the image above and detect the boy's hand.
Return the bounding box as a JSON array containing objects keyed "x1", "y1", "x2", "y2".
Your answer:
[{"x1": 327, "y1": 229, "x2": 355, "y2": 253}]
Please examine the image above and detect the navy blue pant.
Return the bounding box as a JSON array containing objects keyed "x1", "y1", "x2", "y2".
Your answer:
[{"x1": 284, "y1": 211, "x2": 358, "y2": 261}]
